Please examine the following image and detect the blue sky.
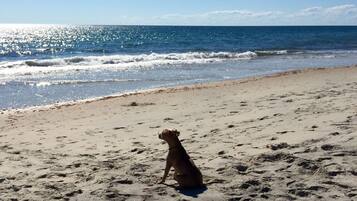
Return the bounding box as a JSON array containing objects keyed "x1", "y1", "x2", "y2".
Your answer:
[{"x1": 0, "y1": 0, "x2": 357, "y2": 25}]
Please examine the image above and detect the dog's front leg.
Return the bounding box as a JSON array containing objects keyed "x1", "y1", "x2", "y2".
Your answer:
[{"x1": 159, "y1": 161, "x2": 172, "y2": 184}]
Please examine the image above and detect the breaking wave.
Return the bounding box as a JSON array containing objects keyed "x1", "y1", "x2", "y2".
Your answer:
[
  {"x1": 0, "y1": 51, "x2": 261, "y2": 76},
  {"x1": 255, "y1": 50, "x2": 288, "y2": 56},
  {"x1": 22, "y1": 79, "x2": 138, "y2": 87}
]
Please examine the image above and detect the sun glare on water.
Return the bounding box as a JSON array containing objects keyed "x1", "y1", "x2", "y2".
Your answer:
[{"x1": 0, "y1": 24, "x2": 91, "y2": 57}]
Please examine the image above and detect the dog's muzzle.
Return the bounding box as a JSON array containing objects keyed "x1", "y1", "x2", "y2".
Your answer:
[{"x1": 158, "y1": 133, "x2": 162, "y2": 139}]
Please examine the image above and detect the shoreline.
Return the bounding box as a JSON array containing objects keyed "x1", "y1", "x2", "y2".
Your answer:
[
  {"x1": 1, "y1": 65, "x2": 356, "y2": 200},
  {"x1": 3, "y1": 65, "x2": 356, "y2": 113}
]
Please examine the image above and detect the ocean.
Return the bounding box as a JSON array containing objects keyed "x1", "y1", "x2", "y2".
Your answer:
[{"x1": 1, "y1": 25, "x2": 357, "y2": 109}]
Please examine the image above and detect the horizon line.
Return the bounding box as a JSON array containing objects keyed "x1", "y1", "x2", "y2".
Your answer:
[{"x1": 1, "y1": 23, "x2": 357, "y2": 27}]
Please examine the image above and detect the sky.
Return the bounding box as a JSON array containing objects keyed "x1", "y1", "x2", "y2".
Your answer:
[{"x1": 0, "y1": 0, "x2": 357, "y2": 25}]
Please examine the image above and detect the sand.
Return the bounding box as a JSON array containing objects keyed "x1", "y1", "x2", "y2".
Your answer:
[{"x1": 0, "y1": 66, "x2": 357, "y2": 201}]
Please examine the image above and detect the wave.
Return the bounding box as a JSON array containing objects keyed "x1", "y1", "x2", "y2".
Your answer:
[
  {"x1": 0, "y1": 51, "x2": 260, "y2": 76},
  {"x1": 0, "y1": 79, "x2": 139, "y2": 87},
  {"x1": 1, "y1": 49, "x2": 352, "y2": 77},
  {"x1": 255, "y1": 50, "x2": 288, "y2": 56},
  {"x1": 33, "y1": 79, "x2": 138, "y2": 87},
  {"x1": 1, "y1": 77, "x2": 201, "y2": 87},
  {"x1": 25, "y1": 60, "x2": 63, "y2": 67},
  {"x1": 12, "y1": 51, "x2": 259, "y2": 67}
]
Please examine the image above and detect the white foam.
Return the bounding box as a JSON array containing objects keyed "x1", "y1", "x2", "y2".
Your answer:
[
  {"x1": 30, "y1": 79, "x2": 138, "y2": 87},
  {"x1": 0, "y1": 51, "x2": 258, "y2": 77},
  {"x1": 255, "y1": 50, "x2": 288, "y2": 55},
  {"x1": 36, "y1": 82, "x2": 51, "y2": 87}
]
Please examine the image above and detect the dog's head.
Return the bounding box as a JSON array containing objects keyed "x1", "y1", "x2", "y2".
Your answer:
[{"x1": 158, "y1": 129, "x2": 180, "y2": 141}]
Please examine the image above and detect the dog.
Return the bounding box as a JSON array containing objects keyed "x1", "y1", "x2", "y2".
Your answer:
[{"x1": 158, "y1": 129, "x2": 203, "y2": 188}]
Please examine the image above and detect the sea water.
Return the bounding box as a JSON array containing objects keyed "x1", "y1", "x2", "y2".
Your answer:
[{"x1": 1, "y1": 25, "x2": 357, "y2": 109}]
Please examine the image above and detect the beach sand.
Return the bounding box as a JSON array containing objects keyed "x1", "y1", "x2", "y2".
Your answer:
[{"x1": 0, "y1": 66, "x2": 356, "y2": 200}]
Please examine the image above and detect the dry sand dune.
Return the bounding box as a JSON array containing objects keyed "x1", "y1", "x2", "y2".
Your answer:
[{"x1": 0, "y1": 66, "x2": 357, "y2": 200}]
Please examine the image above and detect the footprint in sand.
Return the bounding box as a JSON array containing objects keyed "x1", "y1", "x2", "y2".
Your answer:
[
  {"x1": 266, "y1": 142, "x2": 290, "y2": 151},
  {"x1": 56, "y1": 136, "x2": 67, "y2": 140},
  {"x1": 321, "y1": 144, "x2": 337, "y2": 151},
  {"x1": 276, "y1": 130, "x2": 295, "y2": 135},
  {"x1": 149, "y1": 125, "x2": 161, "y2": 129},
  {"x1": 113, "y1": 126, "x2": 126, "y2": 130},
  {"x1": 163, "y1": 117, "x2": 173, "y2": 121}
]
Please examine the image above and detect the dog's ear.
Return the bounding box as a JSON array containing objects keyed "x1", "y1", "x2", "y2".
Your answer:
[{"x1": 173, "y1": 129, "x2": 180, "y2": 137}]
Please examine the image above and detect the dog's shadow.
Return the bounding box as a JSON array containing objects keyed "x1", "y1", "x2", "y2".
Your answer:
[{"x1": 164, "y1": 184, "x2": 208, "y2": 198}]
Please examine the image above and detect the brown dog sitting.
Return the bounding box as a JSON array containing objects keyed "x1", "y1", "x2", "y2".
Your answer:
[{"x1": 158, "y1": 129, "x2": 203, "y2": 188}]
